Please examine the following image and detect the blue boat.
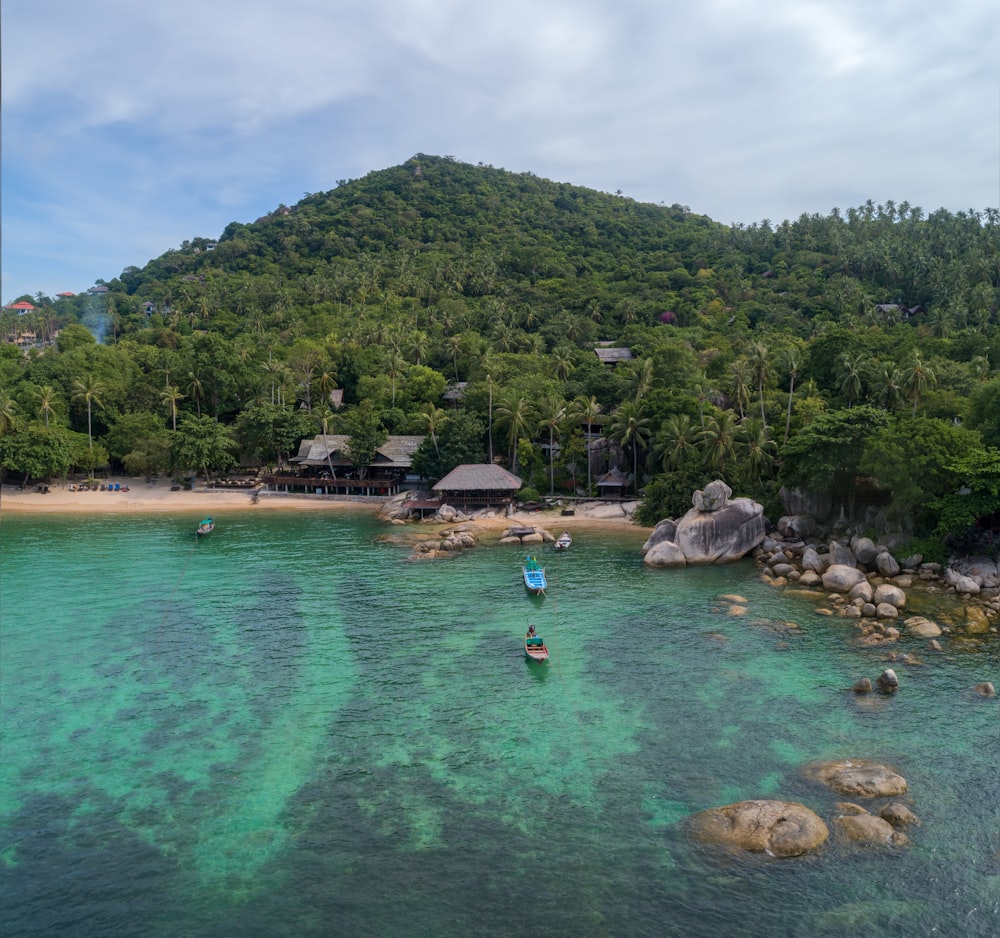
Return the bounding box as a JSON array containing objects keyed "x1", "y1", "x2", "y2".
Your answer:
[{"x1": 522, "y1": 555, "x2": 547, "y2": 595}]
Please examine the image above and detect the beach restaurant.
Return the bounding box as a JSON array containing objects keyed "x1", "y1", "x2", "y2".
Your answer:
[{"x1": 263, "y1": 434, "x2": 424, "y2": 497}]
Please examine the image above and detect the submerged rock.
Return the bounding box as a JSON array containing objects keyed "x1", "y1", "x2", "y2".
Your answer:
[
  {"x1": 833, "y1": 813, "x2": 909, "y2": 847},
  {"x1": 688, "y1": 799, "x2": 829, "y2": 858},
  {"x1": 804, "y1": 759, "x2": 908, "y2": 798}
]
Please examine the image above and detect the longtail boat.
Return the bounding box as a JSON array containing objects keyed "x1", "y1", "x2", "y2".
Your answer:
[
  {"x1": 522, "y1": 556, "x2": 547, "y2": 594},
  {"x1": 196, "y1": 517, "x2": 215, "y2": 537},
  {"x1": 524, "y1": 626, "x2": 549, "y2": 662}
]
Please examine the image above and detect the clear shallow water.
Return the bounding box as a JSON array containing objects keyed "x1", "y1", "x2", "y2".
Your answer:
[{"x1": 1, "y1": 511, "x2": 997, "y2": 937}]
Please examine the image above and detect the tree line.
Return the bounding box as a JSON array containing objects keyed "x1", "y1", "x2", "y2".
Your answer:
[{"x1": 2, "y1": 155, "x2": 999, "y2": 555}]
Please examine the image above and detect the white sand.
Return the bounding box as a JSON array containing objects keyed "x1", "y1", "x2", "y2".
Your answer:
[{"x1": 0, "y1": 478, "x2": 648, "y2": 534}]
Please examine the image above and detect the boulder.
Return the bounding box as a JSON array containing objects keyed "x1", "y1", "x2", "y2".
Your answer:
[
  {"x1": 880, "y1": 803, "x2": 921, "y2": 828},
  {"x1": 965, "y1": 606, "x2": 991, "y2": 635},
  {"x1": 801, "y1": 546, "x2": 827, "y2": 574},
  {"x1": 777, "y1": 514, "x2": 817, "y2": 539},
  {"x1": 950, "y1": 556, "x2": 1000, "y2": 590},
  {"x1": 799, "y1": 571, "x2": 822, "y2": 587},
  {"x1": 975, "y1": 682, "x2": 996, "y2": 697},
  {"x1": 641, "y1": 518, "x2": 677, "y2": 555},
  {"x1": 876, "y1": 603, "x2": 899, "y2": 619},
  {"x1": 848, "y1": 580, "x2": 874, "y2": 604},
  {"x1": 692, "y1": 479, "x2": 732, "y2": 511},
  {"x1": 904, "y1": 616, "x2": 942, "y2": 639},
  {"x1": 946, "y1": 569, "x2": 981, "y2": 595},
  {"x1": 804, "y1": 759, "x2": 908, "y2": 797},
  {"x1": 645, "y1": 494, "x2": 764, "y2": 567},
  {"x1": 829, "y1": 541, "x2": 857, "y2": 567},
  {"x1": 688, "y1": 799, "x2": 829, "y2": 858},
  {"x1": 851, "y1": 536, "x2": 880, "y2": 566},
  {"x1": 877, "y1": 669, "x2": 899, "y2": 693},
  {"x1": 642, "y1": 540, "x2": 687, "y2": 568},
  {"x1": 822, "y1": 565, "x2": 867, "y2": 592},
  {"x1": 852, "y1": 677, "x2": 873, "y2": 694},
  {"x1": 875, "y1": 551, "x2": 901, "y2": 578},
  {"x1": 779, "y1": 485, "x2": 832, "y2": 520},
  {"x1": 833, "y1": 813, "x2": 909, "y2": 847},
  {"x1": 874, "y1": 584, "x2": 906, "y2": 608}
]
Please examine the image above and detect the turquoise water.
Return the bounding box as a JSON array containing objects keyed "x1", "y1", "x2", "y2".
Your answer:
[{"x1": 1, "y1": 511, "x2": 997, "y2": 937}]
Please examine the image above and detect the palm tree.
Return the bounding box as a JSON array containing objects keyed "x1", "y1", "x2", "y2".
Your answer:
[
  {"x1": 72, "y1": 375, "x2": 104, "y2": 450},
  {"x1": 0, "y1": 389, "x2": 18, "y2": 437},
  {"x1": 161, "y1": 385, "x2": 185, "y2": 432},
  {"x1": 781, "y1": 346, "x2": 802, "y2": 444},
  {"x1": 735, "y1": 418, "x2": 777, "y2": 484},
  {"x1": 608, "y1": 401, "x2": 652, "y2": 494},
  {"x1": 626, "y1": 357, "x2": 655, "y2": 404},
  {"x1": 692, "y1": 377, "x2": 717, "y2": 429},
  {"x1": 494, "y1": 392, "x2": 534, "y2": 474},
  {"x1": 35, "y1": 385, "x2": 59, "y2": 428},
  {"x1": 570, "y1": 395, "x2": 603, "y2": 495},
  {"x1": 728, "y1": 359, "x2": 751, "y2": 420},
  {"x1": 419, "y1": 404, "x2": 446, "y2": 458},
  {"x1": 649, "y1": 414, "x2": 699, "y2": 472},
  {"x1": 699, "y1": 411, "x2": 738, "y2": 472},
  {"x1": 838, "y1": 352, "x2": 867, "y2": 406},
  {"x1": 748, "y1": 340, "x2": 771, "y2": 427},
  {"x1": 904, "y1": 352, "x2": 936, "y2": 416},
  {"x1": 185, "y1": 371, "x2": 205, "y2": 417},
  {"x1": 536, "y1": 394, "x2": 567, "y2": 495}
]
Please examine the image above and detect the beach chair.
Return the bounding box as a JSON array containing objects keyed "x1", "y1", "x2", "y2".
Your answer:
[{"x1": 114, "y1": 483, "x2": 120, "y2": 491}]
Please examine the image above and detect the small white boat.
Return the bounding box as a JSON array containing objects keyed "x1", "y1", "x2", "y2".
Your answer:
[{"x1": 554, "y1": 531, "x2": 572, "y2": 551}]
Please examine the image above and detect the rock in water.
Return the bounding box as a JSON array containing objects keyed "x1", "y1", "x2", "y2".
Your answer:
[
  {"x1": 876, "y1": 669, "x2": 899, "y2": 693},
  {"x1": 688, "y1": 800, "x2": 829, "y2": 858},
  {"x1": 804, "y1": 759, "x2": 908, "y2": 797}
]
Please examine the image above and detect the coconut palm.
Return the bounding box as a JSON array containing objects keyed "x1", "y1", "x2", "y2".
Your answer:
[
  {"x1": 185, "y1": 371, "x2": 205, "y2": 417},
  {"x1": 699, "y1": 411, "x2": 738, "y2": 472},
  {"x1": 649, "y1": 414, "x2": 699, "y2": 472},
  {"x1": 781, "y1": 346, "x2": 802, "y2": 444},
  {"x1": 0, "y1": 389, "x2": 18, "y2": 437},
  {"x1": 570, "y1": 395, "x2": 603, "y2": 495},
  {"x1": 728, "y1": 359, "x2": 752, "y2": 420},
  {"x1": 608, "y1": 401, "x2": 652, "y2": 494},
  {"x1": 494, "y1": 392, "x2": 535, "y2": 474},
  {"x1": 419, "y1": 404, "x2": 447, "y2": 458},
  {"x1": 536, "y1": 394, "x2": 567, "y2": 495},
  {"x1": 71, "y1": 375, "x2": 104, "y2": 450},
  {"x1": 748, "y1": 340, "x2": 771, "y2": 427},
  {"x1": 161, "y1": 385, "x2": 185, "y2": 432},
  {"x1": 735, "y1": 418, "x2": 777, "y2": 484},
  {"x1": 904, "y1": 352, "x2": 936, "y2": 416},
  {"x1": 35, "y1": 385, "x2": 59, "y2": 428},
  {"x1": 838, "y1": 352, "x2": 868, "y2": 405}
]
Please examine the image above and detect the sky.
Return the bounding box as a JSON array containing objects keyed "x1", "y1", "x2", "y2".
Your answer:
[{"x1": 3, "y1": 0, "x2": 999, "y2": 304}]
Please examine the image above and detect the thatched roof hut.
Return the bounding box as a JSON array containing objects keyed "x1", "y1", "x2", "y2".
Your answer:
[{"x1": 433, "y1": 464, "x2": 522, "y2": 507}]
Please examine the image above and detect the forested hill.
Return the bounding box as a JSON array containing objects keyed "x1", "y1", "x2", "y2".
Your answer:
[
  {"x1": 119, "y1": 153, "x2": 726, "y2": 323},
  {"x1": 3, "y1": 154, "x2": 1000, "y2": 551}
]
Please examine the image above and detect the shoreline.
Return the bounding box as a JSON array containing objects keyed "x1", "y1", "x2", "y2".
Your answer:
[{"x1": 0, "y1": 479, "x2": 650, "y2": 534}]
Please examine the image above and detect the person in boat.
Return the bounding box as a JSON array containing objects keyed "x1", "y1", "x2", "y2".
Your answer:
[{"x1": 526, "y1": 624, "x2": 536, "y2": 638}]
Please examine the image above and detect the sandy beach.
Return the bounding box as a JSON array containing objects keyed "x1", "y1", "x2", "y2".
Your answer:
[
  {"x1": 0, "y1": 478, "x2": 648, "y2": 533},
  {"x1": 0, "y1": 478, "x2": 362, "y2": 516}
]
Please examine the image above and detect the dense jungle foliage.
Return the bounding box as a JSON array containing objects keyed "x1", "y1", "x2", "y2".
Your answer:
[{"x1": 3, "y1": 154, "x2": 1000, "y2": 550}]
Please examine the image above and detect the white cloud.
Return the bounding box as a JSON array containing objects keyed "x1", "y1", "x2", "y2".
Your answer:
[{"x1": 3, "y1": 0, "x2": 998, "y2": 301}]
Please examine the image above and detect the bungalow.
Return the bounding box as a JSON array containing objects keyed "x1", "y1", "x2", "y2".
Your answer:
[
  {"x1": 595, "y1": 466, "x2": 628, "y2": 499},
  {"x1": 432, "y1": 464, "x2": 522, "y2": 509},
  {"x1": 594, "y1": 346, "x2": 633, "y2": 366}
]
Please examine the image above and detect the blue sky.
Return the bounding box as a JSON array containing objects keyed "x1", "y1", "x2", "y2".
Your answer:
[{"x1": 3, "y1": 0, "x2": 998, "y2": 304}]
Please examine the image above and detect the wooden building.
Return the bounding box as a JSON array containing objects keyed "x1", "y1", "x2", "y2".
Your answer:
[
  {"x1": 432, "y1": 464, "x2": 523, "y2": 509},
  {"x1": 264, "y1": 434, "x2": 424, "y2": 497}
]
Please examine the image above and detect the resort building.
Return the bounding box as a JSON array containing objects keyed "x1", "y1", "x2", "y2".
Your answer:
[
  {"x1": 431, "y1": 464, "x2": 523, "y2": 510},
  {"x1": 263, "y1": 434, "x2": 425, "y2": 497}
]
